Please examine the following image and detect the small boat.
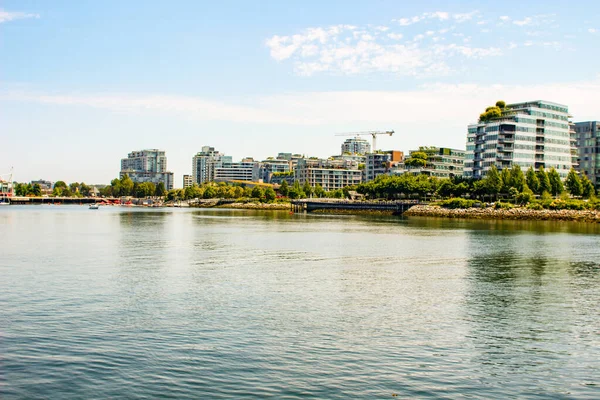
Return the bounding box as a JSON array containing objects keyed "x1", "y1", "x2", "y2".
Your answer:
[{"x1": 89, "y1": 204, "x2": 99, "y2": 210}]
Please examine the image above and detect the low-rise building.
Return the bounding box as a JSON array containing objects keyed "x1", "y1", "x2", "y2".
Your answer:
[
  {"x1": 214, "y1": 158, "x2": 260, "y2": 182},
  {"x1": 295, "y1": 158, "x2": 362, "y2": 191},
  {"x1": 259, "y1": 158, "x2": 291, "y2": 183},
  {"x1": 183, "y1": 174, "x2": 193, "y2": 188},
  {"x1": 365, "y1": 151, "x2": 404, "y2": 181},
  {"x1": 394, "y1": 147, "x2": 465, "y2": 179}
]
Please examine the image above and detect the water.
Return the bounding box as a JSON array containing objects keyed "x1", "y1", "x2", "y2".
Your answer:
[{"x1": 1, "y1": 206, "x2": 599, "y2": 399}]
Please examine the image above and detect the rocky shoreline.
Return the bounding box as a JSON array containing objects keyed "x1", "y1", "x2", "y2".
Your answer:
[{"x1": 404, "y1": 204, "x2": 600, "y2": 223}]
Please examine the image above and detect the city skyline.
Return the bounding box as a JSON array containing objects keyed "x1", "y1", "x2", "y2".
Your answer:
[{"x1": 2, "y1": 1, "x2": 600, "y2": 184}]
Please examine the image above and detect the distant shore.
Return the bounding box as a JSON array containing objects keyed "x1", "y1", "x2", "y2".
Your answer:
[{"x1": 404, "y1": 204, "x2": 600, "y2": 223}]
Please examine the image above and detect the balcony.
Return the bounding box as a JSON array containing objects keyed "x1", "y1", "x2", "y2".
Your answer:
[
  {"x1": 498, "y1": 137, "x2": 514, "y2": 144},
  {"x1": 475, "y1": 138, "x2": 485, "y2": 144},
  {"x1": 497, "y1": 155, "x2": 513, "y2": 161},
  {"x1": 497, "y1": 146, "x2": 514, "y2": 152}
]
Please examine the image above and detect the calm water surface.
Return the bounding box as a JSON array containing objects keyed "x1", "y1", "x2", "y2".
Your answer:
[{"x1": 1, "y1": 205, "x2": 599, "y2": 399}]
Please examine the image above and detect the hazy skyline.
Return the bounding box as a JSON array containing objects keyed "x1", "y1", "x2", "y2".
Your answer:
[{"x1": 2, "y1": 1, "x2": 600, "y2": 186}]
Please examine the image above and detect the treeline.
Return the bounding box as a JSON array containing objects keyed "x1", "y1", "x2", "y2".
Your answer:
[
  {"x1": 99, "y1": 174, "x2": 166, "y2": 198},
  {"x1": 352, "y1": 165, "x2": 595, "y2": 200},
  {"x1": 14, "y1": 181, "x2": 94, "y2": 197},
  {"x1": 166, "y1": 182, "x2": 277, "y2": 202}
]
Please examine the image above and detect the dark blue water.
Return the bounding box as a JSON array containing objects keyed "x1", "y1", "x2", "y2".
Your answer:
[{"x1": 1, "y1": 206, "x2": 599, "y2": 398}]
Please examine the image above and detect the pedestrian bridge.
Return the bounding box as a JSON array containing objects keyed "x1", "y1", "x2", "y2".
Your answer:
[{"x1": 290, "y1": 199, "x2": 422, "y2": 214}]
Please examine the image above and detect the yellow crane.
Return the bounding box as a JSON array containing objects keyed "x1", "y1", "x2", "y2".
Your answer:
[{"x1": 335, "y1": 130, "x2": 394, "y2": 152}]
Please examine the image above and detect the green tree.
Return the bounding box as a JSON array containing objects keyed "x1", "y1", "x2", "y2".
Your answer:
[
  {"x1": 69, "y1": 182, "x2": 80, "y2": 193},
  {"x1": 79, "y1": 182, "x2": 91, "y2": 197},
  {"x1": 436, "y1": 179, "x2": 455, "y2": 198},
  {"x1": 120, "y1": 174, "x2": 134, "y2": 196},
  {"x1": 302, "y1": 180, "x2": 312, "y2": 197},
  {"x1": 484, "y1": 165, "x2": 502, "y2": 197},
  {"x1": 537, "y1": 166, "x2": 551, "y2": 195},
  {"x1": 565, "y1": 168, "x2": 583, "y2": 196},
  {"x1": 548, "y1": 168, "x2": 564, "y2": 196},
  {"x1": 581, "y1": 175, "x2": 595, "y2": 198},
  {"x1": 509, "y1": 165, "x2": 525, "y2": 192},
  {"x1": 495, "y1": 100, "x2": 506, "y2": 109},
  {"x1": 404, "y1": 151, "x2": 428, "y2": 168},
  {"x1": 279, "y1": 180, "x2": 289, "y2": 196},
  {"x1": 32, "y1": 183, "x2": 42, "y2": 196},
  {"x1": 233, "y1": 186, "x2": 244, "y2": 198},
  {"x1": 500, "y1": 168, "x2": 511, "y2": 193},
  {"x1": 54, "y1": 181, "x2": 67, "y2": 190},
  {"x1": 525, "y1": 166, "x2": 540, "y2": 194},
  {"x1": 155, "y1": 182, "x2": 166, "y2": 197},
  {"x1": 264, "y1": 187, "x2": 276, "y2": 202},
  {"x1": 313, "y1": 184, "x2": 325, "y2": 198},
  {"x1": 203, "y1": 186, "x2": 217, "y2": 198},
  {"x1": 251, "y1": 186, "x2": 264, "y2": 200}
]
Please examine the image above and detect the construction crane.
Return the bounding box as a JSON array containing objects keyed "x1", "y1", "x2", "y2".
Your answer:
[{"x1": 335, "y1": 130, "x2": 394, "y2": 152}]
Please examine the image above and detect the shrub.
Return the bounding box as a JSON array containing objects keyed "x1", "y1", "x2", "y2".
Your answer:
[
  {"x1": 526, "y1": 202, "x2": 543, "y2": 210},
  {"x1": 494, "y1": 201, "x2": 514, "y2": 209},
  {"x1": 437, "y1": 198, "x2": 476, "y2": 209}
]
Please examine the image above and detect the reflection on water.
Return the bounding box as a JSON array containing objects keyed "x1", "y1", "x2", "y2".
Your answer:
[{"x1": 1, "y1": 206, "x2": 599, "y2": 399}]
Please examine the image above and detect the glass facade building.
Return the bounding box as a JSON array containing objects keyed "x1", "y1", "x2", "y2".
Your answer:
[{"x1": 464, "y1": 100, "x2": 576, "y2": 179}]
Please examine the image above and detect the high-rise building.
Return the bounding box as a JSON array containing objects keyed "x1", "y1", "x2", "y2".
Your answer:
[
  {"x1": 464, "y1": 100, "x2": 576, "y2": 179},
  {"x1": 365, "y1": 151, "x2": 404, "y2": 181},
  {"x1": 574, "y1": 121, "x2": 600, "y2": 189},
  {"x1": 295, "y1": 158, "x2": 363, "y2": 191},
  {"x1": 183, "y1": 174, "x2": 193, "y2": 188},
  {"x1": 192, "y1": 146, "x2": 232, "y2": 184},
  {"x1": 393, "y1": 147, "x2": 464, "y2": 178},
  {"x1": 120, "y1": 149, "x2": 174, "y2": 190},
  {"x1": 341, "y1": 137, "x2": 371, "y2": 155}
]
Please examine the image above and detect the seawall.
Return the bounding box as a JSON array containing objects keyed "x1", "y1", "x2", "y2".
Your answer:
[{"x1": 404, "y1": 205, "x2": 600, "y2": 223}]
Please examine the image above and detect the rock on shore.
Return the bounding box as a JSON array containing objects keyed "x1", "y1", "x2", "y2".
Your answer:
[{"x1": 404, "y1": 205, "x2": 600, "y2": 223}]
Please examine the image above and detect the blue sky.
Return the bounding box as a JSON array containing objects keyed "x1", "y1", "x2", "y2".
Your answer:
[{"x1": 2, "y1": 0, "x2": 600, "y2": 185}]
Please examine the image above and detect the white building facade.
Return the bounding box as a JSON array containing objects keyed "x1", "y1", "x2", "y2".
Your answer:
[
  {"x1": 464, "y1": 100, "x2": 576, "y2": 179},
  {"x1": 120, "y1": 149, "x2": 174, "y2": 190},
  {"x1": 295, "y1": 158, "x2": 362, "y2": 191}
]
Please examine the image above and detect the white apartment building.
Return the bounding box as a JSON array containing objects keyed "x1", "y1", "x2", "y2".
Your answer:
[
  {"x1": 295, "y1": 158, "x2": 363, "y2": 191},
  {"x1": 464, "y1": 100, "x2": 576, "y2": 179},
  {"x1": 120, "y1": 149, "x2": 174, "y2": 190},
  {"x1": 341, "y1": 137, "x2": 371, "y2": 155},
  {"x1": 192, "y1": 146, "x2": 232, "y2": 184}
]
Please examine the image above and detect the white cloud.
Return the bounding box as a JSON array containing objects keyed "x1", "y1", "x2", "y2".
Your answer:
[
  {"x1": 266, "y1": 20, "x2": 508, "y2": 77},
  {"x1": 0, "y1": 9, "x2": 39, "y2": 23},
  {"x1": 589, "y1": 28, "x2": 597, "y2": 34},
  {"x1": 499, "y1": 16, "x2": 510, "y2": 22},
  {"x1": 513, "y1": 17, "x2": 533, "y2": 26},
  {"x1": 453, "y1": 11, "x2": 479, "y2": 23}
]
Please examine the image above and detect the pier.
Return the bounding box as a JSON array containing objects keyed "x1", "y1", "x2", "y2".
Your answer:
[
  {"x1": 8, "y1": 196, "x2": 118, "y2": 205},
  {"x1": 290, "y1": 199, "x2": 422, "y2": 214}
]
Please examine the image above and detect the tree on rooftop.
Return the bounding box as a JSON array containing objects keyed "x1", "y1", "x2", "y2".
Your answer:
[{"x1": 404, "y1": 151, "x2": 428, "y2": 168}]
